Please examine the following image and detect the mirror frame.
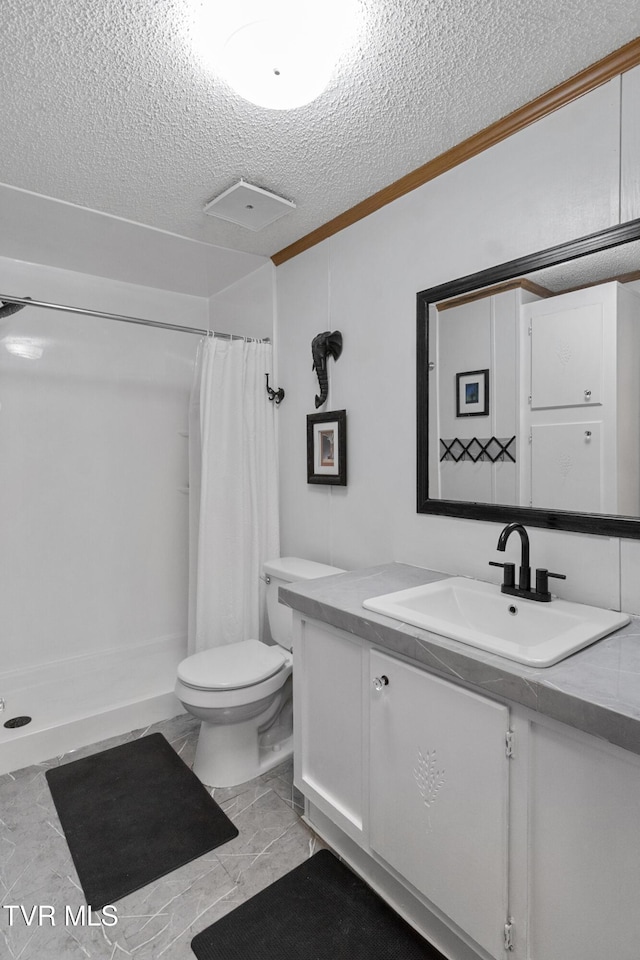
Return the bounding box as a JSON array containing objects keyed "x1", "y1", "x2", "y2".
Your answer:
[{"x1": 416, "y1": 217, "x2": 640, "y2": 538}]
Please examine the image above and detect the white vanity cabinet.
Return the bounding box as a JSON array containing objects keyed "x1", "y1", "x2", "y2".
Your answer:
[
  {"x1": 369, "y1": 649, "x2": 510, "y2": 960},
  {"x1": 293, "y1": 617, "x2": 512, "y2": 960},
  {"x1": 526, "y1": 720, "x2": 640, "y2": 959},
  {"x1": 293, "y1": 612, "x2": 640, "y2": 960},
  {"x1": 293, "y1": 618, "x2": 366, "y2": 844}
]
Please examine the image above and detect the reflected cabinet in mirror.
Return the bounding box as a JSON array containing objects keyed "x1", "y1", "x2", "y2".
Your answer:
[{"x1": 417, "y1": 218, "x2": 640, "y2": 538}]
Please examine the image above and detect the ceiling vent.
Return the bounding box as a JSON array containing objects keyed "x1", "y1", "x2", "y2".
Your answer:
[{"x1": 203, "y1": 180, "x2": 296, "y2": 231}]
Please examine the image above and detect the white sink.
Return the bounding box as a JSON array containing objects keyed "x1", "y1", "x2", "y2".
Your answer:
[{"x1": 362, "y1": 577, "x2": 630, "y2": 667}]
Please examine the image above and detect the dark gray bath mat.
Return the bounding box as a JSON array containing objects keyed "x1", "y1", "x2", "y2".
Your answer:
[
  {"x1": 46, "y1": 732, "x2": 238, "y2": 909},
  {"x1": 191, "y1": 849, "x2": 443, "y2": 959}
]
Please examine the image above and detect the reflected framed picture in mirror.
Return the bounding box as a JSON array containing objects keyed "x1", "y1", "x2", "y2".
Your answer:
[
  {"x1": 456, "y1": 369, "x2": 489, "y2": 417},
  {"x1": 307, "y1": 409, "x2": 347, "y2": 485}
]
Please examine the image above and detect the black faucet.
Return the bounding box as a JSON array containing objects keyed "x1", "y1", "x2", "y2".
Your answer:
[
  {"x1": 497, "y1": 522, "x2": 530, "y2": 590},
  {"x1": 490, "y1": 522, "x2": 566, "y2": 602}
]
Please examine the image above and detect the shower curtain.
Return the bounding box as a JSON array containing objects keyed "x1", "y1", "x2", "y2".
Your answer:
[{"x1": 187, "y1": 336, "x2": 280, "y2": 654}]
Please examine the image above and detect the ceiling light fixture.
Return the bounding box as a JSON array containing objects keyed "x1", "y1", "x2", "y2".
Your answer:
[{"x1": 194, "y1": 0, "x2": 358, "y2": 110}]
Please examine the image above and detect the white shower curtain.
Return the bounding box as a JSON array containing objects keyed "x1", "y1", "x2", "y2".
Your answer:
[{"x1": 187, "y1": 336, "x2": 280, "y2": 654}]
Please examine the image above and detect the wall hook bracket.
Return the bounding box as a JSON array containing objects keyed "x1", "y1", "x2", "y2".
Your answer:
[{"x1": 265, "y1": 373, "x2": 285, "y2": 404}]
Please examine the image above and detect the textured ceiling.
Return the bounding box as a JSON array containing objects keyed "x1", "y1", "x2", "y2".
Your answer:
[{"x1": 2, "y1": 0, "x2": 640, "y2": 260}]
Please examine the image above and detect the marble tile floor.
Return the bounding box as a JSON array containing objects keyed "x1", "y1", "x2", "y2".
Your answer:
[{"x1": 0, "y1": 714, "x2": 324, "y2": 960}]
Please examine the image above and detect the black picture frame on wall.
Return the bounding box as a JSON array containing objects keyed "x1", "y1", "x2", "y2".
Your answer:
[
  {"x1": 456, "y1": 369, "x2": 489, "y2": 417},
  {"x1": 307, "y1": 410, "x2": 347, "y2": 485}
]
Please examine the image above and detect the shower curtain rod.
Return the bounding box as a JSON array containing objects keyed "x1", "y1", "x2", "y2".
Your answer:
[{"x1": 0, "y1": 293, "x2": 270, "y2": 342}]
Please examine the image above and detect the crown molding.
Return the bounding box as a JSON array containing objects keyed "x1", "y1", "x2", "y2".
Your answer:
[{"x1": 272, "y1": 35, "x2": 640, "y2": 266}]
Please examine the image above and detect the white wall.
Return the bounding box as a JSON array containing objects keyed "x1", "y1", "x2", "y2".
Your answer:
[
  {"x1": 208, "y1": 262, "x2": 275, "y2": 341},
  {"x1": 276, "y1": 71, "x2": 640, "y2": 614}
]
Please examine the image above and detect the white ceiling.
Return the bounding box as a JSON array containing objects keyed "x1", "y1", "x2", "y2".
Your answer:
[{"x1": 2, "y1": 0, "x2": 640, "y2": 263}]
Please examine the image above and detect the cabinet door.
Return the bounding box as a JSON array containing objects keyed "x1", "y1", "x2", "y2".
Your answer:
[
  {"x1": 530, "y1": 302, "x2": 603, "y2": 408},
  {"x1": 369, "y1": 650, "x2": 509, "y2": 960},
  {"x1": 530, "y1": 421, "x2": 603, "y2": 511},
  {"x1": 528, "y1": 721, "x2": 640, "y2": 960},
  {"x1": 293, "y1": 619, "x2": 364, "y2": 842}
]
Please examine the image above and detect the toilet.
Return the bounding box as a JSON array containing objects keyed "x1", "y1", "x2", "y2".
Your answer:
[{"x1": 175, "y1": 557, "x2": 345, "y2": 787}]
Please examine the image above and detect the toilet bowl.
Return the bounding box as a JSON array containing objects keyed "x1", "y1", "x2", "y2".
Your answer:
[{"x1": 175, "y1": 557, "x2": 345, "y2": 787}]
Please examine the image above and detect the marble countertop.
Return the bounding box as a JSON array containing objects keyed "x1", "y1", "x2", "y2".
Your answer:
[{"x1": 280, "y1": 562, "x2": 640, "y2": 757}]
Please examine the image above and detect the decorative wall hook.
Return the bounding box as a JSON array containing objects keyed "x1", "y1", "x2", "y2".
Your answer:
[
  {"x1": 311, "y1": 330, "x2": 343, "y2": 408},
  {"x1": 265, "y1": 373, "x2": 285, "y2": 404}
]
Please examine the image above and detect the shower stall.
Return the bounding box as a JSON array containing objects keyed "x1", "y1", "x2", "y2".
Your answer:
[{"x1": 0, "y1": 291, "x2": 260, "y2": 774}]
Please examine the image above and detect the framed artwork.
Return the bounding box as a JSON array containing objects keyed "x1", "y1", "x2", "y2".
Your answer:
[
  {"x1": 456, "y1": 369, "x2": 489, "y2": 417},
  {"x1": 307, "y1": 409, "x2": 347, "y2": 485}
]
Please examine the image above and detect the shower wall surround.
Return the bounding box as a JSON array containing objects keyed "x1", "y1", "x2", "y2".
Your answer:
[
  {"x1": 276, "y1": 67, "x2": 640, "y2": 614},
  {"x1": 0, "y1": 258, "x2": 204, "y2": 773}
]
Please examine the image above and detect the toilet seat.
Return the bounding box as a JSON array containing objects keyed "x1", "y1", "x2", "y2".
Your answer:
[
  {"x1": 177, "y1": 639, "x2": 286, "y2": 691},
  {"x1": 176, "y1": 647, "x2": 292, "y2": 711}
]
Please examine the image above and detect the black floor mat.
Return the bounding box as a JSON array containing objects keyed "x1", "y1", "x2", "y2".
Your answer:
[
  {"x1": 46, "y1": 732, "x2": 238, "y2": 909},
  {"x1": 191, "y1": 849, "x2": 444, "y2": 959}
]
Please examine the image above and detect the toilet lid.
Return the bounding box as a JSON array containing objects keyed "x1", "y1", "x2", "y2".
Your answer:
[{"x1": 177, "y1": 639, "x2": 287, "y2": 690}]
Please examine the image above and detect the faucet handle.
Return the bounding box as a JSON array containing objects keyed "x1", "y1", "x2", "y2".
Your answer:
[
  {"x1": 489, "y1": 560, "x2": 515, "y2": 588},
  {"x1": 535, "y1": 568, "x2": 567, "y2": 600}
]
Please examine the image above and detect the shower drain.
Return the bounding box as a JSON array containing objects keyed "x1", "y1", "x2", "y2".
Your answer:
[{"x1": 3, "y1": 716, "x2": 32, "y2": 729}]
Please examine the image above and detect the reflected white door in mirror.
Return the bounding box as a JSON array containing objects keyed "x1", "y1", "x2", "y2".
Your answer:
[
  {"x1": 521, "y1": 281, "x2": 640, "y2": 514},
  {"x1": 431, "y1": 278, "x2": 640, "y2": 516}
]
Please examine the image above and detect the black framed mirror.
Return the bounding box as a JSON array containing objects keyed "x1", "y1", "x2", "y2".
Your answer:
[{"x1": 417, "y1": 217, "x2": 640, "y2": 538}]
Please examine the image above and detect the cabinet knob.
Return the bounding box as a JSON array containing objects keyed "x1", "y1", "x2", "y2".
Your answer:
[
  {"x1": 372, "y1": 675, "x2": 389, "y2": 691},
  {"x1": 584, "y1": 389, "x2": 592, "y2": 399}
]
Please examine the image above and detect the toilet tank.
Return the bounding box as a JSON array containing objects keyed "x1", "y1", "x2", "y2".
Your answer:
[{"x1": 263, "y1": 557, "x2": 346, "y2": 651}]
